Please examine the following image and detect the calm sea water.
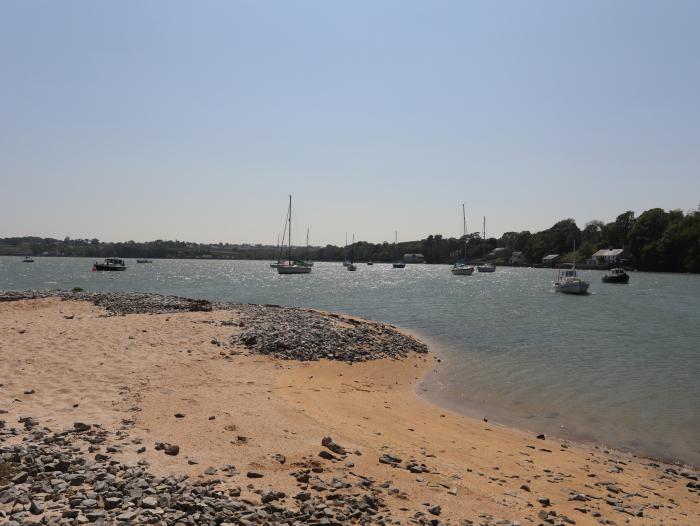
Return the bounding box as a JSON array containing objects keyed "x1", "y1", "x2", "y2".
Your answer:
[{"x1": 2, "y1": 256, "x2": 698, "y2": 466}]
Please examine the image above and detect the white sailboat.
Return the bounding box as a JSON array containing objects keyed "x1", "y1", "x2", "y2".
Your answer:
[
  {"x1": 452, "y1": 204, "x2": 475, "y2": 275},
  {"x1": 392, "y1": 231, "x2": 406, "y2": 268},
  {"x1": 277, "y1": 195, "x2": 312, "y2": 275},
  {"x1": 553, "y1": 241, "x2": 589, "y2": 294},
  {"x1": 476, "y1": 216, "x2": 496, "y2": 273},
  {"x1": 347, "y1": 234, "x2": 357, "y2": 271}
]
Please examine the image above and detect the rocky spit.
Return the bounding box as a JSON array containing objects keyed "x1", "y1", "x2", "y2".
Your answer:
[
  {"x1": 0, "y1": 290, "x2": 213, "y2": 316},
  {"x1": 231, "y1": 304, "x2": 428, "y2": 362},
  {"x1": 0, "y1": 290, "x2": 428, "y2": 363},
  {"x1": 1, "y1": 418, "x2": 462, "y2": 526}
]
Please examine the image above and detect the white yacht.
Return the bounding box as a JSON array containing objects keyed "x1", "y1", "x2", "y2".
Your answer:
[
  {"x1": 277, "y1": 195, "x2": 312, "y2": 275},
  {"x1": 451, "y1": 204, "x2": 475, "y2": 275}
]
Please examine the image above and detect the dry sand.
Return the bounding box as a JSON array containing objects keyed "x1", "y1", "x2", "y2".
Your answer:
[{"x1": 1, "y1": 298, "x2": 698, "y2": 524}]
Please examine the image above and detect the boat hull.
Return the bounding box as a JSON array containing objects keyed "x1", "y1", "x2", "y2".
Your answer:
[
  {"x1": 277, "y1": 266, "x2": 312, "y2": 275},
  {"x1": 451, "y1": 266, "x2": 474, "y2": 275},
  {"x1": 392, "y1": 262, "x2": 406, "y2": 268},
  {"x1": 347, "y1": 264, "x2": 357, "y2": 271},
  {"x1": 93, "y1": 265, "x2": 127, "y2": 271},
  {"x1": 602, "y1": 273, "x2": 629, "y2": 284},
  {"x1": 477, "y1": 265, "x2": 495, "y2": 273},
  {"x1": 554, "y1": 281, "x2": 589, "y2": 294}
]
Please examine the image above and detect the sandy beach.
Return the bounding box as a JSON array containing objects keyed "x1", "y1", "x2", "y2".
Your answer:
[{"x1": 1, "y1": 293, "x2": 698, "y2": 525}]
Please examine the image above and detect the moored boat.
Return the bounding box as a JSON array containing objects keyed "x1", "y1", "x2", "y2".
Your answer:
[
  {"x1": 347, "y1": 235, "x2": 358, "y2": 271},
  {"x1": 93, "y1": 258, "x2": 127, "y2": 271},
  {"x1": 22, "y1": 256, "x2": 35, "y2": 263},
  {"x1": 451, "y1": 204, "x2": 475, "y2": 276},
  {"x1": 602, "y1": 267, "x2": 629, "y2": 284},
  {"x1": 136, "y1": 259, "x2": 152, "y2": 263},
  {"x1": 277, "y1": 195, "x2": 312, "y2": 275},
  {"x1": 476, "y1": 217, "x2": 496, "y2": 273},
  {"x1": 392, "y1": 231, "x2": 405, "y2": 268},
  {"x1": 553, "y1": 242, "x2": 589, "y2": 294}
]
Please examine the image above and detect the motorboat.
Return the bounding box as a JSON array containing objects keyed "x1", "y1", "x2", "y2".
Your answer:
[
  {"x1": 22, "y1": 256, "x2": 34, "y2": 263},
  {"x1": 93, "y1": 258, "x2": 127, "y2": 271},
  {"x1": 477, "y1": 263, "x2": 495, "y2": 273},
  {"x1": 136, "y1": 259, "x2": 152, "y2": 263},
  {"x1": 602, "y1": 267, "x2": 629, "y2": 284},
  {"x1": 451, "y1": 263, "x2": 474, "y2": 275},
  {"x1": 553, "y1": 267, "x2": 590, "y2": 294}
]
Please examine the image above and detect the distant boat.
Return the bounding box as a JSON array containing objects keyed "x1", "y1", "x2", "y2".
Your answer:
[
  {"x1": 392, "y1": 230, "x2": 405, "y2": 268},
  {"x1": 476, "y1": 216, "x2": 496, "y2": 273},
  {"x1": 277, "y1": 195, "x2": 311, "y2": 275},
  {"x1": 347, "y1": 234, "x2": 357, "y2": 271},
  {"x1": 553, "y1": 242, "x2": 589, "y2": 294},
  {"x1": 451, "y1": 204, "x2": 475, "y2": 275},
  {"x1": 367, "y1": 261, "x2": 373, "y2": 266},
  {"x1": 301, "y1": 227, "x2": 314, "y2": 267},
  {"x1": 22, "y1": 256, "x2": 34, "y2": 263},
  {"x1": 136, "y1": 259, "x2": 152, "y2": 263},
  {"x1": 93, "y1": 258, "x2": 127, "y2": 271},
  {"x1": 602, "y1": 267, "x2": 629, "y2": 284}
]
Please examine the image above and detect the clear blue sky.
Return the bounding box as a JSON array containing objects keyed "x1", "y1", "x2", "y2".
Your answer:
[{"x1": 1, "y1": 1, "x2": 698, "y2": 245}]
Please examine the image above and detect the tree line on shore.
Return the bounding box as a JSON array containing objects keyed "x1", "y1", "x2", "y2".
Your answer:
[{"x1": 1, "y1": 206, "x2": 698, "y2": 272}]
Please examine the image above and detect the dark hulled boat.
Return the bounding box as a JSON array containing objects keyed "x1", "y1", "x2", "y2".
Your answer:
[
  {"x1": 93, "y1": 258, "x2": 127, "y2": 271},
  {"x1": 602, "y1": 267, "x2": 629, "y2": 284}
]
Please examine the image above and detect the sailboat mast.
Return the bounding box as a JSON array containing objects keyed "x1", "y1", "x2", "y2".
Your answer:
[
  {"x1": 288, "y1": 195, "x2": 292, "y2": 263},
  {"x1": 306, "y1": 227, "x2": 309, "y2": 262},
  {"x1": 462, "y1": 204, "x2": 467, "y2": 260}
]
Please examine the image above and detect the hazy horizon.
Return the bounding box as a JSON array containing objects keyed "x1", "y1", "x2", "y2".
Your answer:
[{"x1": 2, "y1": 1, "x2": 698, "y2": 245}]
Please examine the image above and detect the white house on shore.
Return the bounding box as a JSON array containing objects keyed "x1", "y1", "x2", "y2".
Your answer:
[{"x1": 591, "y1": 248, "x2": 626, "y2": 265}]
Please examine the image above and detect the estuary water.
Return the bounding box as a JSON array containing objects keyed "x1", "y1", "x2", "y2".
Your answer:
[{"x1": 2, "y1": 256, "x2": 698, "y2": 466}]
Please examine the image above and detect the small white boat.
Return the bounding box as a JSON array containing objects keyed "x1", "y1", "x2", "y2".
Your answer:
[
  {"x1": 451, "y1": 263, "x2": 474, "y2": 275},
  {"x1": 347, "y1": 235, "x2": 358, "y2": 271},
  {"x1": 477, "y1": 217, "x2": 496, "y2": 273},
  {"x1": 553, "y1": 268, "x2": 589, "y2": 294},
  {"x1": 451, "y1": 204, "x2": 474, "y2": 276},
  {"x1": 553, "y1": 242, "x2": 589, "y2": 294}
]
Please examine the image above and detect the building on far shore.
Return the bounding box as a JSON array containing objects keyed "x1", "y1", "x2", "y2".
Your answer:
[
  {"x1": 542, "y1": 254, "x2": 560, "y2": 267},
  {"x1": 510, "y1": 251, "x2": 528, "y2": 266},
  {"x1": 402, "y1": 253, "x2": 425, "y2": 263},
  {"x1": 591, "y1": 248, "x2": 626, "y2": 265}
]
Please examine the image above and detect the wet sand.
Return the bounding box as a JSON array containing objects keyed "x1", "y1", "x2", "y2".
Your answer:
[{"x1": 1, "y1": 297, "x2": 698, "y2": 524}]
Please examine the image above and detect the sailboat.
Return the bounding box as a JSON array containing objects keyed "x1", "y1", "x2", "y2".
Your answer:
[
  {"x1": 451, "y1": 204, "x2": 475, "y2": 275},
  {"x1": 347, "y1": 234, "x2": 357, "y2": 271},
  {"x1": 342, "y1": 232, "x2": 350, "y2": 267},
  {"x1": 553, "y1": 241, "x2": 589, "y2": 294},
  {"x1": 392, "y1": 231, "x2": 406, "y2": 268},
  {"x1": 301, "y1": 228, "x2": 314, "y2": 267},
  {"x1": 277, "y1": 195, "x2": 312, "y2": 275},
  {"x1": 476, "y1": 216, "x2": 496, "y2": 273},
  {"x1": 270, "y1": 233, "x2": 285, "y2": 268}
]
